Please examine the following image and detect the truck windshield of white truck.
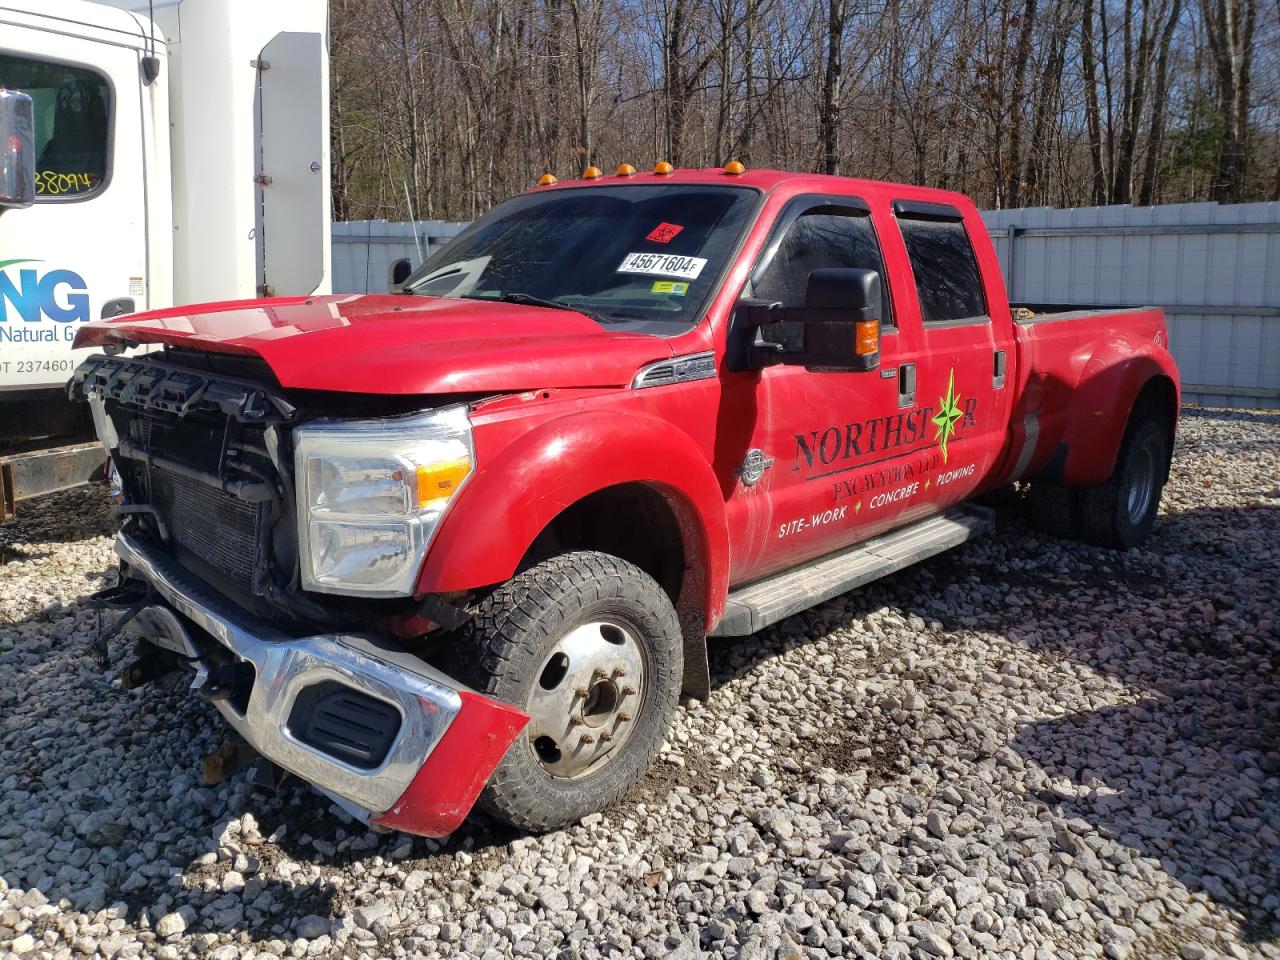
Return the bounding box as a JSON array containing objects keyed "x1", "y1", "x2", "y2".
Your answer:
[{"x1": 402, "y1": 184, "x2": 758, "y2": 330}]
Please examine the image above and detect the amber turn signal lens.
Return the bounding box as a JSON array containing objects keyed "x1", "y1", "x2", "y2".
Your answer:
[
  {"x1": 653, "y1": 161, "x2": 674, "y2": 175},
  {"x1": 855, "y1": 319, "x2": 880, "y2": 357},
  {"x1": 723, "y1": 160, "x2": 746, "y2": 175},
  {"x1": 616, "y1": 163, "x2": 636, "y2": 176},
  {"x1": 416, "y1": 460, "x2": 471, "y2": 507},
  {"x1": 538, "y1": 173, "x2": 558, "y2": 186},
  {"x1": 582, "y1": 166, "x2": 603, "y2": 179}
]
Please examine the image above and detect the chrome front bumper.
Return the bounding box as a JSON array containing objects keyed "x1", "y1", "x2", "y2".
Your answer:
[{"x1": 115, "y1": 531, "x2": 464, "y2": 817}]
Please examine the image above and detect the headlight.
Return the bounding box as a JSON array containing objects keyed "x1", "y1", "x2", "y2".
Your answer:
[{"x1": 294, "y1": 405, "x2": 473, "y2": 596}]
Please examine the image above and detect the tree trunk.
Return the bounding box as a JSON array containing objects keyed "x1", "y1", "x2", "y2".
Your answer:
[
  {"x1": 1113, "y1": 0, "x2": 1156, "y2": 203},
  {"x1": 1081, "y1": 0, "x2": 1107, "y2": 203},
  {"x1": 1138, "y1": 0, "x2": 1182, "y2": 204},
  {"x1": 1199, "y1": 0, "x2": 1255, "y2": 201},
  {"x1": 1004, "y1": 0, "x2": 1039, "y2": 206},
  {"x1": 819, "y1": 0, "x2": 845, "y2": 175}
]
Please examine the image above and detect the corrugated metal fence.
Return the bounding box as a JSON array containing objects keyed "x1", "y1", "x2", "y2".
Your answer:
[
  {"x1": 331, "y1": 219, "x2": 468, "y2": 296},
  {"x1": 981, "y1": 202, "x2": 1280, "y2": 409},
  {"x1": 332, "y1": 201, "x2": 1280, "y2": 409}
]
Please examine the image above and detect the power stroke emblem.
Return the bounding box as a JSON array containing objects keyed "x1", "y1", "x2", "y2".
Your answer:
[{"x1": 738, "y1": 448, "x2": 773, "y2": 485}]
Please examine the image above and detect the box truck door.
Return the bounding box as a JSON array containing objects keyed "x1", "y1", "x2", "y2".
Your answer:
[{"x1": 0, "y1": 28, "x2": 148, "y2": 391}]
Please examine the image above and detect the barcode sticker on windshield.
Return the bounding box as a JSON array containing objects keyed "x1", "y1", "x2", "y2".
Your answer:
[{"x1": 617, "y1": 252, "x2": 707, "y2": 280}]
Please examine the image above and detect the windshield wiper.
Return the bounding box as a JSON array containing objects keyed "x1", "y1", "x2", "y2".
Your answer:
[{"x1": 481, "y1": 292, "x2": 613, "y2": 326}]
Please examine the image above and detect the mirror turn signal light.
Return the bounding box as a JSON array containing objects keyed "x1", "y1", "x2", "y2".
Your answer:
[
  {"x1": 723, "y1": 160, "x2": 746, "y2": 175},
  {"x1": 855, "y1": 319, "x2": 880, "y2": 357},
  {"x1": 653, "y1": 161, "x2": 674, "y2": 175},
  {"x1": 538, "y1": 173, "x2": 558, "y2": 186},
  {"x1": 616, "y1": 163, "x2": 636, "y2": 176},
  {"x1": 582, "y1": 166, "x2": 603, "y2": 179}
]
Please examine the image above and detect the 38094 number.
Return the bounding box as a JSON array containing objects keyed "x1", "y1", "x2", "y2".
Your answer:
[{"x1": 34, "y1": 171, "x2": 97, "y2": 196}]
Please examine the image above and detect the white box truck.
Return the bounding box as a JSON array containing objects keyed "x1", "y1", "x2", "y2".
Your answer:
[{"x1": 0, "y1": 0, "x2": 330, "y2": 516}]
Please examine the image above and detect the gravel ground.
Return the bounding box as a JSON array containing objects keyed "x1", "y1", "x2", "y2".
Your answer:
[{"x1": 1, "y1": 407, "x2": 1277, "y2": 960}]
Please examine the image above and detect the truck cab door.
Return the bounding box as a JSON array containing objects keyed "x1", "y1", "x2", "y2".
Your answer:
[
  {"x1": 0, "y1": 28, "x2": 149, "y2": 392},
  {"x1": 721, "y1": 196, "x2": 933, "y2": 586},
  {"x1": 889, "y1": 201, "x2": 1016, "y2": 508}
]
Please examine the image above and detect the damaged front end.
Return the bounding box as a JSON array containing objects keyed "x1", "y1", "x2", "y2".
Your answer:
[
  {"x1": 70, "y1": 351, "x2": 309, "y2": 623},
  {"x1": 69, "y1": 352, "x2": 527, "y2": 836}
]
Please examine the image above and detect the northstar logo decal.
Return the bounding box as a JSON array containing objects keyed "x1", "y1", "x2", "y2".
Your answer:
[
  {"x1": 931, "y1": 368, "x2": 964, "y2": 463},
  {"x1": 790, "y1": 370, "x2": 978, "y2": 476}
]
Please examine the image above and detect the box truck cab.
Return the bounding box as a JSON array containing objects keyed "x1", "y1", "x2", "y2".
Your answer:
[{"x1": 0, "y1": 0, "x2": 329, "y2": 512}]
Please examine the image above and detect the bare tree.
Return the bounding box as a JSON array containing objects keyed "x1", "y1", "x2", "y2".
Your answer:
[{"x1": 326, "y1": 0, "x2": 1278, "y2": 220}]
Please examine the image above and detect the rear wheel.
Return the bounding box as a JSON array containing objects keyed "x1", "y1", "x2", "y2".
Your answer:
[
  {"x1": 1076, "y1": 415, "x2": 1169, "y2": 549},
  {"x1": 451, "y1": 551, "x2": 683, "y2": 832}
]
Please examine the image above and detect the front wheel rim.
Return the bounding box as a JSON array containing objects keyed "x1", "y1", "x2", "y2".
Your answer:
[
  {"x1": 523, "y1": 619, "x2": 647, "y2": 779},
  {"x1": 1127, "y1": 444, "x2": 1156, "y2": 524}
]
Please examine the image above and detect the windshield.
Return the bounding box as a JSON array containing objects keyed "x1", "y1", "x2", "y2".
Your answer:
[{"x1": 402, "y1": 184, "x2": 758, "y2": 329}]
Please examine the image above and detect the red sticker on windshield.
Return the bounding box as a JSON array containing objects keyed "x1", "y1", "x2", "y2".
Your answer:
[{"x1": 646, "y1": 222, "x2": 684, "y2": 244}]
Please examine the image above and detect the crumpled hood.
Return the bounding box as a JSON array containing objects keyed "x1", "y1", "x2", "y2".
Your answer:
[{"x1": 73, "y1": 294, "x2": 674, "y2": 394}]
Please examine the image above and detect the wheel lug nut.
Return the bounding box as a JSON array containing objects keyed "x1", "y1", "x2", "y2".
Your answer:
[
  {"x1": 600, "y1": 731, "x2": 613, "y2": 742},
  {"x1": 617, "y1": 712, "x2": 631, "y2": 722},
  {"x1": 580, "y1": 733, "x2": 595, "y2": 744},
  {"x1": 575, "y1": 687, "x2": 590, "y2": 699},
  {"x1": 568, "y1": 716, "x2": 582, "y2": 727},
  {"x1": 612, "y1": 667, "x2": 627, "y2": 678},
  {"x1": 592, "y1": 667, "x2": 607, "y2": 678},
  {"x1": 621, "y1": 685, "x2": 636, "y2": 696}
]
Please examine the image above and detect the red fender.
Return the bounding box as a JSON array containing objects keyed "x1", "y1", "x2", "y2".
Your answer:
[
  {"x1": 1059, "y1": 345, "x2": 1180, "y2": 485},
  {"x1": 417, "y1": 410, "x2": 731, "y2": 630}
]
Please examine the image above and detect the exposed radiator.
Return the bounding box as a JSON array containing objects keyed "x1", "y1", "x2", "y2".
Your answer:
[{"x1": 150, "y1": 466, "x2": 263, "y2": 591}]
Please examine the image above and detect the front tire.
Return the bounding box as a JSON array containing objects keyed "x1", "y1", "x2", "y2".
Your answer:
[{"x1": 452, "y1": 551, "x2": 683, "y2": 832}]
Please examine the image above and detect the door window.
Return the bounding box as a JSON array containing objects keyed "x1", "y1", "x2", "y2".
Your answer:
[
  {"x1": 0, "y1": 51, "x2": 111, "y2": 199},
  {"x1": 897, "y1": 216, "x2": 986, "y2": 323},
  {"x1": 754, "y1": 206, "x2": 893, "y2": 327}
]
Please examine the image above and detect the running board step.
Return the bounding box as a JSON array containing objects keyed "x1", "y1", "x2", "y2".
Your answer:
[{"x1": 712, "y1": 506, "x2": 994, "y2": 637}]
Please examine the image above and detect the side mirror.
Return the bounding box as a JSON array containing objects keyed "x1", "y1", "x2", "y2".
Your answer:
[
  {"x1": 741, "y1": 267, "x2": 882, "y2": 373},
  {"x1": 388, "y1": 257, "x2": 413, "y2": 292},
  {"x1": 0, "y1": 91, "x2": 36, "y2": 210}
]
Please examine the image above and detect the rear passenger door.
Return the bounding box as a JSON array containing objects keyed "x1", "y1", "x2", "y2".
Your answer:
[{"x1": 891, "y1": 201, "x2": 1015, "y2": 506}]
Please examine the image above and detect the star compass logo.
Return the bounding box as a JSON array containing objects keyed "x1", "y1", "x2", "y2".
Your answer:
[{"x1": 931, "y1": 368, "x2": 964, "y2": 463}]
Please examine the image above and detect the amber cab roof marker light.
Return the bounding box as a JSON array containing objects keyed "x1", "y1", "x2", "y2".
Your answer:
[
  {"x1": 616, "y1": 163, "x2": 637, "y2": 177},
  {"x1": 538, "y1": 173, "x2": 558, "y2": 186},
  {"x1": 582, "y1": 166, "x2": 603, "y2": 180},
  {"x1": 723, "y1": 160, "x2": 746, "y2": 175},
  {"x1": 653, "y1": 161, "x2": 674, "y2": 175}
]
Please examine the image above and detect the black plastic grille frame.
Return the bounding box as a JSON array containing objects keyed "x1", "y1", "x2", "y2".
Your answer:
[
  {"x1": 286, "y1": 681, "x2": 402, "y2": 770},
  {"x1": 150, "y1": 466, "x2": 262, "y2": 590}
]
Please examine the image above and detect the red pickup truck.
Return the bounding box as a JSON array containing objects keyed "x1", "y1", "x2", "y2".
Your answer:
[{"x1": 69, "y1": 165, "x2": 1179, "y2": 837}]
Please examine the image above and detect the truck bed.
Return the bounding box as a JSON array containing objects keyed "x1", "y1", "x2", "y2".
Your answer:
[
  {"x1": 1010, "y1": 302, "x2": 1155, "y2": 324},
  {"x1": 1003, "y1": 302, "x2": 1173, "y2": 487}
]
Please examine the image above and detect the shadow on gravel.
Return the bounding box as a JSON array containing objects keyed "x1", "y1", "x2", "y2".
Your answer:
[
  {"x1": 1015, "y1": 695, "x2": 1280, "y2": 943},
  {"x1": 0, "y1": 483, "x2": 116, "y2": 563},
  {"x1": 1003, "y1": 503, "x2": 1279, "y2": 943},
  {"x1": 701, "y1": 488, "x2": 1279, "y2": 941},
  {"x1": 950, "y1": 501, "x2": 1278, "y2": 942}
]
